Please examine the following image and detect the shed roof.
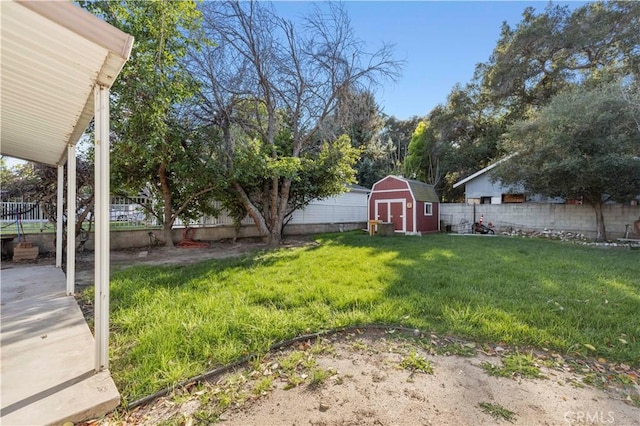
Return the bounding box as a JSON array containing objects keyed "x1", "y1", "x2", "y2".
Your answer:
[
  {"x1": 373, "y1": 176, "x2": 439, "y2": 203},
  {"x1": 404, "y1": 178, "x2": 439, "y2": 203},
  {"x1": 1, "y1": 0, "x2": 134, "y2": 166}
]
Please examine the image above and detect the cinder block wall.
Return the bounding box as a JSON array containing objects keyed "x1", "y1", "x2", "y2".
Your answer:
[
  {"x1": 440, "y1": 203, "x2": 640, "y2": 239},
  {"x1": 3, "y1": 222, "x2": 366, "y2": 255}
]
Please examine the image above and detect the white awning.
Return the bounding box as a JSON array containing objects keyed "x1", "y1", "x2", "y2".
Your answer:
[
  {"x1": 1, "y1": 0, "x2": 133, "y2": 373},
  {"x1": 1, "y1": 0, "x2": 133, "y2": 166}
]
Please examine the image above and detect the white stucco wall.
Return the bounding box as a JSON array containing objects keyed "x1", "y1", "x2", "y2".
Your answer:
[
  {"x1": 464, "y1": 174, "x2": 523, "y2": 203},
  {"x1": 464, "y1": 175, "x2": 564, "y2": 204}
]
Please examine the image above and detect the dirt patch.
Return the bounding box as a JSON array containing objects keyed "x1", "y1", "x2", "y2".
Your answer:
[
  {"x1": 92, "y1": 329, "x2": 639, "y2": 426},
  {"x1": 72, "y1": 237, "x2": 316, "y2": 286}
]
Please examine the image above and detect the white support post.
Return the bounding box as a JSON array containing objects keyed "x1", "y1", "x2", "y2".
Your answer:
[
  {"x1": 66, "y1": 145, "x2": 76, "y2": 295},
  {"x1": 56, "y1": 164, "x2": 64, "y2": 268},
  {"x1": 94, "y1": 85, "x2": 111, "y2": 372}
]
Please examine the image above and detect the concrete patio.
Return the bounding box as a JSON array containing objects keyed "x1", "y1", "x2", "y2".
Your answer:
[{"x1": 1, "y1": 265, "x2": 120, "y2": 425}]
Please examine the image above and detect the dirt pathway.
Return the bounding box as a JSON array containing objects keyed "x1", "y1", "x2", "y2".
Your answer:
[{"x1": 102, "y1": 329, "x2": 639, "y2": 426}]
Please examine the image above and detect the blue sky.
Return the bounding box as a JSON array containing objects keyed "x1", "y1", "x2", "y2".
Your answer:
[{"x1": 275, "y1": 1, "x2": 585, "y2": 120}]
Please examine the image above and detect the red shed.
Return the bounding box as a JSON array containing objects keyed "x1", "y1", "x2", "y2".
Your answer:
[{"x1": 368, "y1": 176, "x2": 440, "y2": 234}]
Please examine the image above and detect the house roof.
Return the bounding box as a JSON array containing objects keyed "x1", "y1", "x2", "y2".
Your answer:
[
  {"x1": 452, "y1": 154, "x2": 516, "y2": 189},
  {"x1": 1, "y1": 0, "x2": 134, "y2": 166},
  {"x1": 347, "y1": 184, "x2": 371, "y2": 193}
]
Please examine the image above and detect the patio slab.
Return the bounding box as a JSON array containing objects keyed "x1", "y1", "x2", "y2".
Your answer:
[{"x1": 1, "y1": 265, "x2": 120, "y2": 425}]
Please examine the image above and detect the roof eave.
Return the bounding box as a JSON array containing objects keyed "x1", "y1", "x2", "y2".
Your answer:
[{"x1": 453, "y1": 154, "x2": 518, "y2": 189}]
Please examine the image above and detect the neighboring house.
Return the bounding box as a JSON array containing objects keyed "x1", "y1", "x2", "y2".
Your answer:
[
  {"x1": 368, "y1": 176, "x2": 440, "y2": 234},
  {"x1": 453, "y1": 157, "x2": 563, "y2": 205}
]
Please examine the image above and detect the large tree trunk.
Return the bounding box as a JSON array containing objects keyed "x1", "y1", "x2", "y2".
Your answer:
[
  {"x1": 233, "y1": 182, "x2": 269, "y2": 235},
  {"x1": 158, "y1": 161, "x2": 175, "y2": 247},
  {"x1": 267, "y1": 226, "x2": 282, "y2": 246},
  {"x1": 232, "y1": 180, "x2": 292, "y2": 247},
  {"x1": 591, "y1": 200, "x2": 607, "y2": 242},
  {"x1": 271, "y1": 178, "x2": 293, "y2": 246}
]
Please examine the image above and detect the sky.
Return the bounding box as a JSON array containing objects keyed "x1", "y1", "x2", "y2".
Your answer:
[
  {"x1": 2, "y1": 1, "x2": 585, "y2": 168},
  {"x1": 275, "y1": 1, "x2": 585, "y2": 120}
]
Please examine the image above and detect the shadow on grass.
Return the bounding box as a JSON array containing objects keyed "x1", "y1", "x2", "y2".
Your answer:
[
  {"x1": 322, "y1": 232, "x2": 640, "y2": 363},
  {"x1": 110, "y1": 243, "x2": 320, "y2": 310}
]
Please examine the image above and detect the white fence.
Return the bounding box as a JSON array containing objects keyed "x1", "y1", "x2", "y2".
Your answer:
[
  {"x1": 1, "y1": 197, "x2": 155, "y2": 228},
  {"x1": 175, "y1": 191, "x2": 369, "y2": 228},
  {"x1": 1, "y1": 190, "x2": 369, "y2": 230},
  {"x1": 1, "y1": 201, "x2": 45, "y2": 222},
  {"x1": 1, "y1": 201, "x2": 49, "y2": 232}
]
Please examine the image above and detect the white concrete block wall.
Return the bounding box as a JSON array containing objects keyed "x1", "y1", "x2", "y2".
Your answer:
[{"x1": 440, "y1": 203, "x2": 640, "y2": 239}]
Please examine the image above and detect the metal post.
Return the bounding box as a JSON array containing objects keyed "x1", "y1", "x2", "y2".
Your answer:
[
  {"x1": 66, "y1": 145, "x2": 76, "y2": 295},
  {"x1": 56, "y1": 164, "x2": 64, "y2": 268},
  {"x1": 94, "y1": 85, "x2": 111, "y2": 372}
]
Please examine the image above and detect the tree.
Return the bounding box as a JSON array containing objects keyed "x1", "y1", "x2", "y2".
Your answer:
[
  {"x1": 380, "y1": 115, "x2": 422, "y2": 175},
  {"x1": 81, "y1": 0, "x2": 217, "y2": 245},
  {"x1": 480, "y1": 2, "x2": 640, "y2": 121},
  {"x1": 405, "y1": 84, "x2": 505, "y2": 201},
  {"x1": 405, "y1": 120, "x2": 441, "y2": 187},
  {"x1": 496, "y1": 82, "x2": 640, "y2": 241},
  {"x1": 412, "y1": 1, "x2": 639, "y2": 201},
  {"x1": 320, "y1": 89, "x2": 387, "y2": 188},
  {"x1": 0, "y1": 157, "x2": 95, "y2": 245},
  {"x1": 621, "y1": 79, "x2": 640, "y2": 132},
  {"x1": 191, "y1": 1, "x2": 401, "y2": 245}
]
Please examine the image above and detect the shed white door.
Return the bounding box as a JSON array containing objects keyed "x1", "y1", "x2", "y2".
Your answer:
[{"x1": 375, "y1": 199, "x2": 406, "y2": 232}]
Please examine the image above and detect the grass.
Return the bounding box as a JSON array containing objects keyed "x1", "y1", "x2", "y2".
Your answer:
[
  {"x1": 481, "y1": 352, "x2": 545, "y2": 379},
  {"x1": 400, "y1": 351, "x2": 434, "y2": 374},
  {"x1": 478, "y1": 402, "x2": 516, "y2": 422},
  {"x1": 99, "y1": 232, "x2": 640, "y2": 403}
]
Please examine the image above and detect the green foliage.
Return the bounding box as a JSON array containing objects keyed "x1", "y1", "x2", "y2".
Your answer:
[
  {"x1": 405, "y1": 121, "x2": 429, "y2": 179},
  {"x1": 400, "y1": 351, "x2": 434, "y2": 374},
  {"x1": 481, "y1": 353, "x2": 545, "y2": 379},
  {"x1": 80, "y1": 1, "x2": 216, "y2": 234},
  {"x1": 322, "y1": 89, "x2": 389, "y2": 188},
  {"x1": 376, "y1": 115, "x2": 423, "y2": 180},
  {"x1": 479, "y1": 402, "x2": 516, "y2": 422},
  {"x1": 0, "y1": 160, "x2": 39, "y2": 201},
  {"x1": 414, "y1": 1, "x2": 640, "y2": 200},
  {"x1": 404, "y1": 84, "x2": 504, "y2": 200},
  {"x1": 481, "y1": 2, "x2": 640, "y2": 118},
  {"x1": 497, "y1": 81, "x2": 640, "y2": 240}
]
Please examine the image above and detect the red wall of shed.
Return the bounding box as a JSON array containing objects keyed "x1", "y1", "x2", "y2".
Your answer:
[
  {"x1": 415, "y1": 201, "x2": 439, "y2": 233},
  {"x1": 369, "y1": 176, "x2": 440, "y2": 233}
]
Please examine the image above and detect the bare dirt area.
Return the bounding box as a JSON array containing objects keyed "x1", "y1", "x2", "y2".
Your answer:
[
  {"x1": 73, "y1": 237, "x2": 315, "y2": 286},
  {"x1": 96, "y1": 329, "x2": 639, "y2": 426}
]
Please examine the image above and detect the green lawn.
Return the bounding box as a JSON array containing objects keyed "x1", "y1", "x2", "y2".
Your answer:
[{"x1": 101, "y1": 232, "x2": 640, "y2": 403}]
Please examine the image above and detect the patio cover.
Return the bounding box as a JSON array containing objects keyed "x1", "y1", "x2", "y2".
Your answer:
[{"x1": 1, "y1": 0, "x2": 133, "y2": 371}]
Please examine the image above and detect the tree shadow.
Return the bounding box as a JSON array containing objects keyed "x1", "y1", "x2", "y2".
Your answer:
[{"x1": 324, "y1": 232, "x2": 640, "y2": 363}]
